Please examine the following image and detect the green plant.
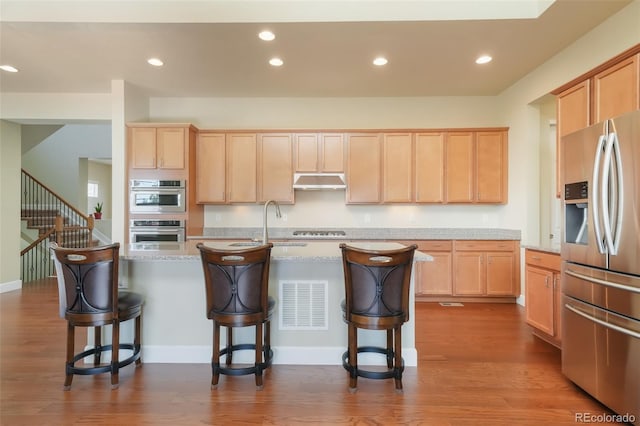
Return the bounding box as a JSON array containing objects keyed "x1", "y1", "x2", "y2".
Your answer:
[{"x1": 94, "y1": 202, "x2": 103, "y2": 213}]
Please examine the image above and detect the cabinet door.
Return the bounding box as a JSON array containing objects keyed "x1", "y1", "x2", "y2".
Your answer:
[
  {"x1": 553, "y1": 272, "x2": 562, "y2": 341},
  {"x1": 594, "y1": 54, "x2": 640, "y2": 123},
  {"x1": 130, "y1": 127, "x2": 157, "y2": 169},
  {"x1": 295, "y1": 133, "x2": 319, "y2": 172},
  {"x1": 346, "y1": 134, "x2": 381, "y2": 204},
  {"x1": 445, "y1": 132, "x2": 474, "y2": 203},
  {"x1": 259, "y1": 133, "x2": 293, "y2": 203},
  {"x1": 383, "y1": 133, "x2": 413, "y2": 203},
  {"x1": 476, "y1": 131, "x2": 507, "y2": 203},
  {"x1": 418, "y1": 252, "x2": 452, "y2": 295},
  {"x1": 196, "y1": 133, "x2": 226, "y2": 203},
  {"x1": 453, "y1": 251, "x2": 484, "y2": 295},
  {"x1": 525, "y1": 266, "x2": 555, "y2": 335},
  {"x1": 157, "y1": 128, "x2": 186, "y2": 169},
  {"x1": 227, "y1": 133, "x2": 257, "y2": 203},
  {"x1": 415, "y1": 132, "x2": 445, "y2": 203},
  {"x1": 321, "y1": 133, "x2": 344, "y2": 172},
  {"x1": 556, "y1": 80, "x2": 590, "y2": 198},
  {"x1": 485, "y1": 252, "x2": 515, "y2": 295}
]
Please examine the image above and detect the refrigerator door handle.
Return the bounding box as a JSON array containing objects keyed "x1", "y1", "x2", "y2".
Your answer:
[
  {"x1": 565, "y1": 303, "x2": 640, "y2": 339},
  {"x1": 601, "y1": 131, "x2": 624, "y2": 256},
  {"x1": 565, "y1": 269, "x2": 640, "y2": 294},
  {"x1": 592, "y1": 133, "x2": 607, "y2": 254}
]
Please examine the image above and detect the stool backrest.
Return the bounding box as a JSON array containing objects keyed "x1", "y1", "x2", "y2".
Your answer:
[
  {"x1": 197, "y1": 243, "x2": 273, "y2": 322},
  {"x1": 340, "y1": 243, "x2": 417, "y2": 323},
  {"x1": 50, "y1": 242, "x2": 120, "y2": 323}
]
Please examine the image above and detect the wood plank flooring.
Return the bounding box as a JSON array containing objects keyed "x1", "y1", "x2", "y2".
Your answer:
[{"x1": 1, "y1": 279, "x2": 619, "y2": 425}]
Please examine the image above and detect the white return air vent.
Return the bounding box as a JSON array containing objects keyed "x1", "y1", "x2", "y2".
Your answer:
[{"x1": 279, "y1": 280, "x2": 328, "y2": 330}]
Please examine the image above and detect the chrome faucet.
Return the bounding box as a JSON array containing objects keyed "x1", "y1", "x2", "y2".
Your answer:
[{"x1": 262, "y1": 200, "x2": 282, "y2": 244}]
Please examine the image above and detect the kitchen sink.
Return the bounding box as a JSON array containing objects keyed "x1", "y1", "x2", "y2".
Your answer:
[{"x1": 229, "y1": 241, "x2": 308, "y2": 247}]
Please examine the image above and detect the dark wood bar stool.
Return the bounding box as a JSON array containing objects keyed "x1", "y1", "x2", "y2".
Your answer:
[
  {"x1": 339, "y1": 243, "x2": 418, "y2": 393},
  {"x1": 50, "y1": 242, "x2": 143, "y2": 390},
  {"x1": 196, "y1": 242, "x2": 275, "y2": 390}
]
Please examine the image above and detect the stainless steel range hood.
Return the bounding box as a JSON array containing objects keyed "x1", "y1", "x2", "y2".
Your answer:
[{"x1": 293, "y1": 173, "x2": 346, "y2": 190}]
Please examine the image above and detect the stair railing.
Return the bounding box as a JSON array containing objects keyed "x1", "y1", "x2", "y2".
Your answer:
[{"x1": 21, "y1": 169, "x2": 96, "y2": 283}]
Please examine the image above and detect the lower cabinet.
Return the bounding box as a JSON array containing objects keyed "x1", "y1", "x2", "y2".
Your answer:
[
  {"x1": 413, "y1": 241, "x2": 452, "y2": 296},
  {"x1": 524, "y1": 249, "x2": 562, "y2": 347}
]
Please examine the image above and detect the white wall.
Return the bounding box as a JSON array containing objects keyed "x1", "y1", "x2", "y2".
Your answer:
[{"x1": 88, "y1": 160, "x2": 112, "y2": 219}]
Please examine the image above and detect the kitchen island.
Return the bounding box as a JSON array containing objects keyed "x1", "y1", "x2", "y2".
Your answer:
[{"x1": 120, "y1": 240, "x2": 431, "y2": 366}]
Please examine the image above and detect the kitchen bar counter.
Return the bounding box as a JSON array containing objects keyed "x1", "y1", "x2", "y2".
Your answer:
[{"x1": 120, "y1": 241, "x2": 430, "y2": 366}]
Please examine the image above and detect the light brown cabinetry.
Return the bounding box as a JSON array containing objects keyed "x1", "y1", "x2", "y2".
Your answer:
[
  {"x1": 129, "y1": 126, "x2": 187, "y2": 170},
  {"x1": 525, "y1": 249, "x2": 562, "y2": 348},
  {"x1": 258, "y1": 133, "x2": 294, "y2": 203},
  {"x1": 554, "y1": 46, "x2": 640, "y2": 197},
  {"x1": 415, "y1": 132, "x2": 445, "y2": 203},
  {"x1": 295, "y1": 133, "x2": 344, "y2": 172},
  {"x1": 453, "y1": 240, "x2": 519, "y2": 297},
  {"x1": 226, "y1": 133, "x2": 257, "y2": 203},
  {"x1": 412, "y1": 240, "x2": 452, "y2": 296},
  {"x1": 383, "y1": 133, "x2": 413, "y2": 203},
  {"x1": 346, "y1": 133, "x2": 382, "y2": 204},
  {"x1": 445, "y1": 131, "x2": 508, "y2": 204},
  {"x1": 196, "y1": 133, "x2": 226, "y2": 203}
]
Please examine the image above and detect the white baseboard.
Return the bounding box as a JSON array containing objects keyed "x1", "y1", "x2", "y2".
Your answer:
[
  {"x1": 138, "y1": 345, "x2": 418, "y2": 366},
  {"x1": 0, "y1": 280, "x2": 22, "y2": 293}
]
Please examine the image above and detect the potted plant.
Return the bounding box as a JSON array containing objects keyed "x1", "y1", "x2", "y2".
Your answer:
[{"x1": 94, "y1": 202, "x2": 103, "y2": 220}]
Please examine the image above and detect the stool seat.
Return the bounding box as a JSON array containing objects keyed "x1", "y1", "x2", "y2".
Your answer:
[
  {"x1": 339, "y1": 243, "x2": 417, "y2": 393},
  {"x1": 197, "y1": 242, "x2": 275, "y2": 390},
  {"x1": 50, "y1": 242, "x2": 143, "y2": 391}
]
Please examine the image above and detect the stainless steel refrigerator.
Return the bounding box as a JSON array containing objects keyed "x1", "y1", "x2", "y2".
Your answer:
[{"x1": 561, "y1": 108, "x2": 639, "y2": 425}]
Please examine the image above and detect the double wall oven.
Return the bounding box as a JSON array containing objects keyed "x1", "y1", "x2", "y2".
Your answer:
[
  {"x1": 561, "y1": 109, "x2": 639, "y2": 424},
  {"x1": 129, "y1": 179, "x2": 186, "y2": 243}
]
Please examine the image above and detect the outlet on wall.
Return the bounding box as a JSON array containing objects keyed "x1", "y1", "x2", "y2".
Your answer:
[
  {"x1": 364, "y1": 214, "x2": 371, "y2": 223},
  {"x1": 282, "y1": 213, "x2": 288, "y2": 222},
  {"x1": 215, "y1": 213, "x2": 221, "y2": 222}
]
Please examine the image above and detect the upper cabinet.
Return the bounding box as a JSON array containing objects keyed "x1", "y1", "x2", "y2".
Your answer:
[
  {"x1": 346, "y1": 133, "x2": 382, "y2": 204},
  {"x1": 195, "y1": 133, "x2": 226, "y2": 204},
  {"x1": 258, "y1": 133, "x2": 294, "y2": 203},
  {"x1": 129, "y1": 126, "x2": 188, "y2": 170},
  {"x1": 295, "y1": 133, "x2": 344, "y2": 173},
  {"x1": 445, "y1": 130, "x2": 508, "y2": 204},
  {"x1": 383, "y1": 133, "x2": 413, "y2": 203},
  {"x1": 554, "y1": 45, "x2": 640, "y2": 198},
  {"x1": 227, "y1": 133, "x2": 258, "y2": 203},
  {"x1": 415, "y1": 133, "x2": 445, "y2": 203}
]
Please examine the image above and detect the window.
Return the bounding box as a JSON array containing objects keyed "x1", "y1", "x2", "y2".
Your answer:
[{"x1": 88, "y1": 181, "x2": 99, "y2": 198}]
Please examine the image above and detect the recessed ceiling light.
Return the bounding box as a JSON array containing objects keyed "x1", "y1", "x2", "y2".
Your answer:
[
  {"x1": 269, "y1": 57, "x2": 284, "y2": 67},
  {"x1": 259, "y1": 31, "x2": 275, "y2": 41},
  {"x1": 147, "y1": 58, "x2": 164, "y2": 67},
  {"x1": 373, "y1": 57, "x2": 388, "y2": 66},
  {"x1": 0, "y1": 65, "x2": 18, "y2": 73},
  {"x1": 475, "y1": 55, "x2": 492, "y2": 64}
]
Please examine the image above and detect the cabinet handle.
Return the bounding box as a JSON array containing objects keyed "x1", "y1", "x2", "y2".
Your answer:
[
  {"x1": 545, "y1": 276, "x2": 549, "y2": 288},
  {"x1": 531, "y1": 256, "x2": 542, "y2": 261}
]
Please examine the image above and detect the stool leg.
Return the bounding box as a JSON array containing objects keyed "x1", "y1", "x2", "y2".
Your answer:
[
  {"x1": 94, "y1": 326, "x2": 102, "y2": 365},
  {"x1": 134, "y1": 315, "x2": 142, "y2": 366},
  {"x1": 226, "y1": 326, "x2": 233, "y2": 366},
  {"x1": 348, "y1": 324, "x2": 358, "y2": 392},
  {"x1": 211, "y1": 322, "x2": 221, "y2": 389},
  {"x1": 111, "y1": 320, "x2": 120, "y2": 390},
  {"x1": 264, "y1": 320, "x2": 272, "y2": 362},
  {"x1": 394, "y1": 326, "x2": 403, "y2": 392},
  {"x1": 255, "y1": 323, "x2": 264, "y2": 389},
  {"x1": 64, "y1": 322, "x2": 75, "y2": 391},
  {"x1": 386, "y1": 329, "x2": 393, "y2": 369}
]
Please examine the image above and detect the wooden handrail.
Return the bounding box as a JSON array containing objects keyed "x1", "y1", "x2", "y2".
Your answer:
[
  {"x1": 20, "y1": 228, "x2": 55, "y2": 256},
  {"x1": 21, "y1": 168, "x2": 91, "y2": 222}
]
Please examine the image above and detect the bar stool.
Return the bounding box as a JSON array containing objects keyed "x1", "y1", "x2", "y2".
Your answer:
[
  {"x1": 339, "y1": 243, "x2": 417, "y2": 393},
  {"x1": 50, "y1": 242, "x2": 143, "y2": 390},
  {"x1": 196, "y1": 242, "x2": 275, "y2": 389}
]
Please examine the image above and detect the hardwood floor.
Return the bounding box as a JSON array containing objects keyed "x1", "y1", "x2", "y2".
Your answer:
[{"x1": 1, "y1": 279, "x2": 619, "y2": 425}]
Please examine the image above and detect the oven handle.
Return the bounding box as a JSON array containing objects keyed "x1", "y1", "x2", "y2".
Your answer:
[
  {"x1": 565, "y1": 303, "x2": 640, "y2": 339},
  {"x1": 565, "y1": 269, "x2": 640, "y2": 294}
]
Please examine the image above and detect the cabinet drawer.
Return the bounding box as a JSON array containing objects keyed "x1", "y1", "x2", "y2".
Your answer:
[
  {"x1": 415, "y1": 240, "x2": 452, "y2": 252},
  {"x1": 525, "y1": 249, "x2": 561, "y2": 271},
  {"x1": 454, "y1": 240, "x2": 516, "y2": 252}
]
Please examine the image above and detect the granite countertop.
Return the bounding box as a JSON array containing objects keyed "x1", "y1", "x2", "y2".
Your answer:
[
  {"x1": 122, "y1": 240, "x2": 433, "y2": 262},
  {"x1": 189, "y1": 227, "x2": 522, "y2": 242}
]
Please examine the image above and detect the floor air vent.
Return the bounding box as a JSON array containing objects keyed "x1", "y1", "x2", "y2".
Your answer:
[
  {"x1": 439, "y1": 302, "x2": 464, "y2": 307},
  {"x1": 279, "y1": 280, "x2": 328, "y2": 330}
]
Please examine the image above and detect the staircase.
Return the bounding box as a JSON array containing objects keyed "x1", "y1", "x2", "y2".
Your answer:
[{"x1": 20, "y1": 169, "x2": 97, "y2": 283}]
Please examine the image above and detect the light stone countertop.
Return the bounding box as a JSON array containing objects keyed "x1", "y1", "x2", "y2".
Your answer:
[
  {"x1": 191, "y1": 227, "x2": 522, "y2": 241},
  {"x1": 121, "y1": 240, "x2": 433, "y2": 262}
]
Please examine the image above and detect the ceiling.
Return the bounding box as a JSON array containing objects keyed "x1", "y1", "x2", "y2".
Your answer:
[{"x1": 0, "y1": 0, "x2": 633, "y2": 98}]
